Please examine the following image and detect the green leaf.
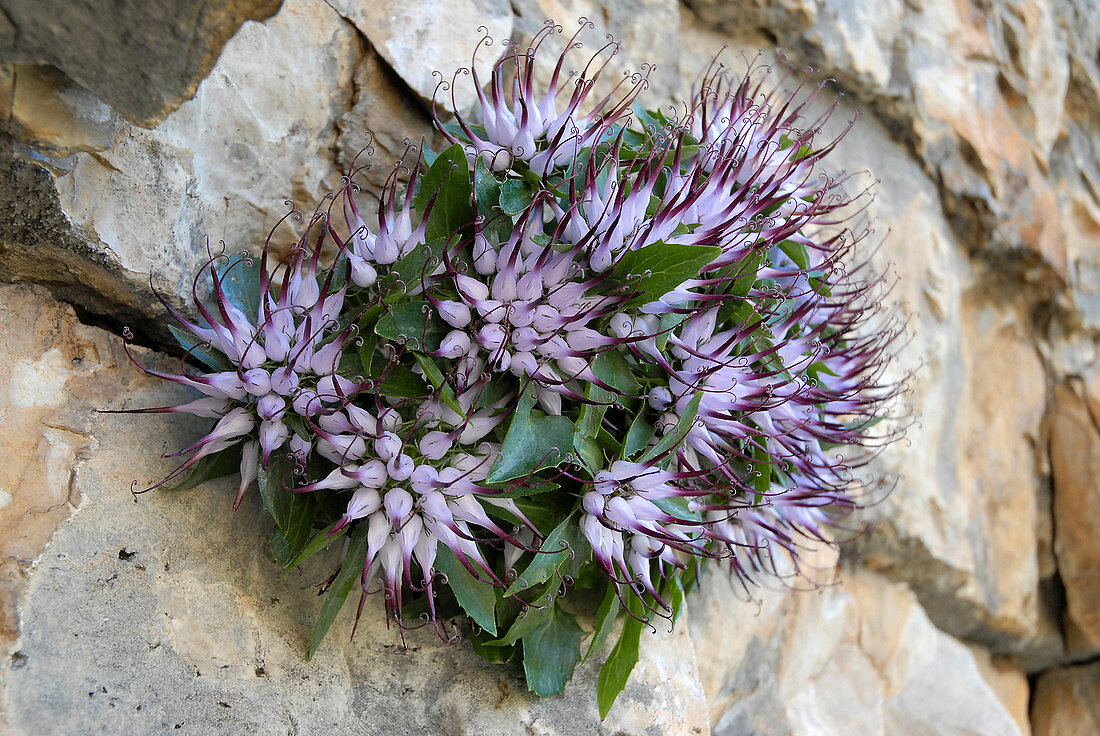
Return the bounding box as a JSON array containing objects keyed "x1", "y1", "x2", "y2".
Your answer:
[
  {"x1": 778, "y1": 239, "x2": 810, "y2": 270},
  {"x1": 413, "y1": 353, "x2": 465, "y2": 417},
  {"x1": 638, "y1": 392, "x2": 702, "y2": 464},
  {"x1": 279, "y1": 520, "x2": 347, "y2": 569},
  {"x1": 584, "y1": 582, "x2": 622, "y2": 662},
  {"x1": 597, "y1": 593, "x2": 646, "y2": 719},
  {"x1": 622, "y1": 412, "x2": 656, "y2": 460},
  {"x1": 310, "y1": 524, "x2": 368, "y2": 658},
  {"x1": 522, "y1": 603, "x2": 584, "y2": 696},
  {"x1": 484, "y1": 582, "x2": 557, "y2": 646},
  {"x1": 505, "y1": 516, "x2": 583, "y2": 597},
  {"x1": 487, "y1": 388, "x2": 577, "y2": 484},
  {"x1": 752, "y1": 442, "x2": 771, "y2": 505},
  {"x1": 610, "y1": 242, "x2": 721, "y2": 308},
  {"x1": 499, "y1": 177, "x2": 535, "y2": 216},
  {"x1": 257, "y1": 454, "x2": 316, "y2": 564},
  {"x1": 434, "y1": 546, "x2": 498, "y2": 635},
  {"x1": 729, "y1": 249, "x2": 765, "y2": 299},
  {"x1": 415, "y1": 143, "x2": 473, "y2": 244},
  {"x1": 665, "y1": 573, "x2": 686, "y2": 626},
  {"x1": 374, "y1": 300, "x2": 448, "y2": 352},
  {"x1": 655, "y1": 312, "x2": 688, "y2": 353},
  {"x1": 166, "y1": 444, "x2": 242, "y2": 492},
  {"x1": 167, "y1": 325, "x2": 232, "y2": 372},
  {"x1": 473, "y1": 158, "x2": 512, "y2": 243},
  {"x1": 652, "y1": 495, "x2": 701, "y2": 523},
  {"x1": 215, "y1": 252, "x2": 262, "y2": 321},
  {"x1": 384, "y1": 238, "x2": 450, "y2": 300},
  {"x1": 372, "y1": 358, "x2": 428, "y2": 398}
]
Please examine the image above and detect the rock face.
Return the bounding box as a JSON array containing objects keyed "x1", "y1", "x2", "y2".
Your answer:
[
  {"x1": 1031, "y1": 661, "x2": 1100, "y2": 736},
  {"x1": 3, "y1": 0, "x2": 1100, "y2": 733},
  {"x1": 0, "y1": 0, "x2": 284, "y2": 128},
  {"x1": 0, "y1": 287, "x2": 710, "y2": 735},
  {"x1": 1049, "y1": 378, "x2": 1100, "y2": 653}
]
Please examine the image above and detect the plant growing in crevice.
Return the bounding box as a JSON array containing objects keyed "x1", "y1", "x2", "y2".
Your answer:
[{"x1": 120, "y1": 20, "x2": 905, "y2": 717}]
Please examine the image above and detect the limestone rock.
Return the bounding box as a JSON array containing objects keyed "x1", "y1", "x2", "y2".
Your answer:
[
  {"x1": 0, "y1": 290, "x2": 709, "y2": 734},
  {"x1": 682, "y1": 0, "x2": 1070, "y2": 286},
  {"x1": 688, "y1": 563, "x2": 1027, "y2": 736},
  {"x1": 337, "y1": 45, "x2": 439, "y2": 209},
  {"x1": 0, "y1": 0, "x2": 288, "y2": 127},
  {"x1": 6, "y1": 64, "x2": 118, "y2": 156},
  {"x1": 0, "y1": 0, "x2": 283, "y2": 128},
  {"x1": 328, "y1": 0, "x2": 513, "y2": 112},
  {"x1": 1031, "y1": 661, "x2": 1100, "y2": 736},
  {"x1": 1049, "y1": 378, "x2": 1100, "y2": 653},
  {"x1": 0, "y1": 0, "x2": 359, "y2": 339}
]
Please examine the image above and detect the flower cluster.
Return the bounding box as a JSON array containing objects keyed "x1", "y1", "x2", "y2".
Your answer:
[{"x1": 123, "y1": 21, "x2": 902, "y2": 712}]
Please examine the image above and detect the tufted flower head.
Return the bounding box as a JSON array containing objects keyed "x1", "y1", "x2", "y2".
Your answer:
[{"x1": 124, "y1": 23, "x2": 905, "y2": 708}]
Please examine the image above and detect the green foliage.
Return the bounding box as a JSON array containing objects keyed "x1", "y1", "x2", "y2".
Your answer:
[{"x1": 609, "y1": 242, "x2": 721, "y2": 308}]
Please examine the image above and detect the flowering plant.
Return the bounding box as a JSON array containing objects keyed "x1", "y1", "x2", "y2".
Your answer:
[{"x1": 123, "y1": 22, "x2": 901, "y2": 715}]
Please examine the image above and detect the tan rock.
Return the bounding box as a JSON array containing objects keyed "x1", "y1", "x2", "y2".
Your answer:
[
  {"x1": 8, "y1": 64, "x2": 118, "y2": 155},
  {"x1": 1049, "y1": 378, "x2": 1100, "y2": 653},
  {"x1": 0, "y1": 283, "x2": 164, "y2": 665},
  {"x1": 0, "y1": 306, "x2": 709, "y2": 734},
  {"x1": 0, "y1": 0, "x2": 360, "y2": 336},
  {"x1": 1031, "y1": 662, "x2": 1100, "y2": 736},
  {"x1": 327, "y1": 0, "x2": 513, "y2": 112},
  {"x1": 337, "y1": 45, "x2": 439, "y2": 208},
  {"x1": 969, "y1": 647, "x2": 1033, "y2": 736},
  {"x1": 689, "y1": 563, "x2": 1026, "y2": 736}
]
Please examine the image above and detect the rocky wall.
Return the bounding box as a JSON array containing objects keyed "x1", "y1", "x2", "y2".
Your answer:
[{"x1": 2, "y1": 0, "x2": 1099, "y2": 733}]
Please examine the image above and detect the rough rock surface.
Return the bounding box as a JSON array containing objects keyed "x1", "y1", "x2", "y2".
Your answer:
[
  {"x1": 1, "y1": 0, "x2": 359, "y2": 341},
  {"x1": 689, "y1": 560, "x2": 1027, "y2": 736},
  {"x1": 1049, "y1": 377, "x2": 1100, "y2": 653},
  {"x1": 328, "y1": 0, "x2": 513, "y2": 112},
  {"x1": 1031, "y1": 661, "x2": 1100, "y2": 736},
  {"x1": 0, "y1": 293, "x2": 709, "y2": 735},
  {"x1": 4, "y1": 0, "x2": 1100, "y2": 733},
  {"x1": 0, "y1": 0, "x2": 283, "y2": 128}
]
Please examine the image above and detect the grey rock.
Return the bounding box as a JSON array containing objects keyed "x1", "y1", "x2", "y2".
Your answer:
[
  {"x1": 328, "y1": 0, "x2": 513, "y2": 113},
  {"x1": 0, "y1": 0, "x2": 283, "y2": 128}
]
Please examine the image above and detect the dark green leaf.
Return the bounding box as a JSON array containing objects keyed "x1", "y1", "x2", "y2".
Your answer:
[
  {"x1": 473, "y1": 158, "x2": 513, "y2": 243},
  {"x1": 487, "y1": 388, "x2": 577, "y2": 484},
  {"x1": 652, "y1": 495, "x2": 701, "y2": 523},
  {"x1": 622, "y1": 412, "x2": 656, "y2": 460},
  {"x1": 752, "y1": 442, "x2": 771, "y2": 504},
  {"x1": 434, "y1": 545, "x2": 498, "y2": 635},
  {"x1": 167, "y1": 444, "x2": 242, "y2": 491},
  {"x1": 310, "y1": 524, "x2": 368, "y2": 658},
  {"x1": 374, "y1": 300, "x2": 448, "y2": 352},
  {"x1": 484, "y1": 582, "x2": 557, "y2": 646},
  {"x1": 280, "y1": 520, "x2": 347, "y2": 570},
  {"x1": 258, "y1": 454, "x2": 315, "y2": 564},
  {"x1": 638, "y1": 392, "x2": 702, "y2": 464},
  {"x1": 505, "y1": 516, "x2": 583, "y2": 597},
  {"x1": 499, "y1": 177, "x2": 535, "y2": 216},
  {"x1": 730, "y1": 249, "x2": 765, "y2": 299},
  {"x1": 610, "y1": 242, "x2": 721, "y2": 308},
  {"x1": 522, "y1": 604, "x2": 584, "y2": 696},
  {"x1": 415, "y1": 144, "x2": 473, "y2": 244},
  {"x1": 167, "y1": 325, "x2": 232, "y2": 372},
  {"x1": 216, "y1": 252, "x2": 262, "y2": 321},
  {"x1": 413, "y1": 353, "x2": 465, "y2": 417},
  {"x1": 597, "y1": 592, "x2": 646, "y2": 719},
  {"x1": 584, "y1": 582, "x2": 622, "y2": 662},
  {"x1": 383, "y1": 238, "x2": 450, "y2": 301}
]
